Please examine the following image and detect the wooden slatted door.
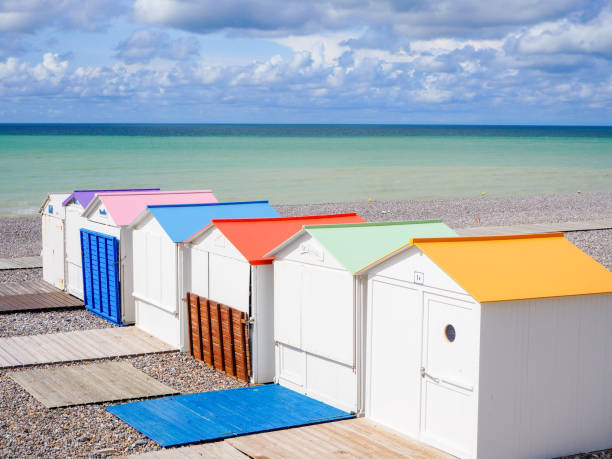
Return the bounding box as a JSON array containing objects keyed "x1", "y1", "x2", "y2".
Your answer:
[
  {"x1": 186, "y1": 292, "x2": 251, "y2": 383},
  {"x1": 80, "y1": 229, "x2": 121, "y2": 325}
]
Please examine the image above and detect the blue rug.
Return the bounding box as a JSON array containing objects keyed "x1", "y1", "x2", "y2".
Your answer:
[{"x1": 107, "y1": 384, "x2": 354, "y2": 447}]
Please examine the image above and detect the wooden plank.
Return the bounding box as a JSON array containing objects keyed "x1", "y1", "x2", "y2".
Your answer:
[
  {"x1": 56, "y1": 330, "x2": 108, "y2": 360},
  {"x1": 0, "y1": 256, "x2": 42, "y2": 270},
  {"x1": 227, "y1": 419, "x2": 455, "y2": 459},
  {"x1": 126, "y1": 441, "x2": 248, "y2": 458},
  {"x1": 0, "y1": 336, "x2": 43, "y2": 366},
  {"x1": 117, "y1": 328, "x2": 176, "y2": 355},
  {"x1": 41, "y1": 332, "x2": 86, "y2": 361},
  {"x1": 0, "y1": 292, "x2": 82, "y2": 312},
  {"x1": 202, "y1": 297, "x2": 214, "y2": 366},
  {"x1": 88, "y1": 328, "x2": 143, "y2": 355},
  {"x1": 9, "y1": 361, "x2": 178, "y2": 408},
  {"x1": 0, "y1": 327, "x2": 176, "y2": 369}
]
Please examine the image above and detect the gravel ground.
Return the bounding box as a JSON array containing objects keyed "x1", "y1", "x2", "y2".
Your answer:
[
  {"x1": 0, "y1": 308, "x2": 115, "y2": 338},
  {"x1": 0, "y1": 216, "x2": 41, "y2": 258},
  {"x1": 0, "y1": 267, "x2": 42, "y2": 284},
  {"x1": 0, "y1": 352, "x2": 245, "y2": 458},
  {"x1": 275, "y1": 192, "x2": 612, "y2": 227},
  {"x1": 565, "y1": 230, "x2": 612, "y2": 271}
]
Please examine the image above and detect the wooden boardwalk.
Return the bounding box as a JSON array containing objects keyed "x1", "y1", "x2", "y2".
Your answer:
[
  {"x1": 126, "y1": 419, "x2": 454, "y2": 459},
  {"x1": 0, "y1": 280, "x2": 82, "y2": 312},
  {"x1": 126, "y1": 442, "x2": 248, "y2": 458},
  {"x1": 0, "y1": 256, "x2": 42, "y2": 270},
  {"x1": 0, "y1": 327, "x2": 176, "y2": 368},
  {"x1": 226, "y1": 418, "x2": 454, "y2": 459},
  {"x1": 457, "y1": 219, "x2": 612, "y2": 237},
  {"x1": 10, "y1": 361, "x2": 178, "y2": 408}
]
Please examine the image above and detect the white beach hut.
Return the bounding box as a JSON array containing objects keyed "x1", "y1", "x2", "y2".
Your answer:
[
  {"x1": 265, "y1": 220, "x2": 457, "y2": 413},
  {"x1": 358, "y1": 233, "x2": 612, "y2": 459},
  {"x1": 129, "y1": 201, "x2": 280, "y2": 350},
  {"x1": 78, "y1": 190, "x2": 217, "y2": 325},
  {"x1": 39, "y1": 192, "x2": 70, "y2": 289},
  {"x1": 182, "y1": 213, "x2": 365, "y2": 384},
  {"x1": 61, "y1": 188, "x2": 159, "y2": 300}
]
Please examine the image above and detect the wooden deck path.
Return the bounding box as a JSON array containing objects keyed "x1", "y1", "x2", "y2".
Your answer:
[
  {"x1": 0, "y1": 279, "x2": 82, "y2": 312},
  {"x1": 0, "y1": 256, "x2": 42, "y2": 270},
  {"x1": 126, "y1": 442, "x2": 248, "y2": 458},
  {"x1": 9, "y1": 361, "x2": 178, "y2": 408},
  {"x1": 456, "y1": 218, "x2": 612, "y2": 237},
  {"x1": 126, "y1": 418, "x2": 454, "y2": 459},
  {"x1": 0, "y1": 327, "x2": 176, "y2": 369},
  {"x1": 226, "y1": 418, "x2": 454, "y2": 459}
]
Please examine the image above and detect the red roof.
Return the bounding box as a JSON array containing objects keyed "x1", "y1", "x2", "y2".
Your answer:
[{"x1": 211, "y1": 213, "x2": 366, "y2": 265}]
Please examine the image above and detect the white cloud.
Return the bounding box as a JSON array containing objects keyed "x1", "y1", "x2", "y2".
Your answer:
[
  {"x1": 516, "y1": 8, "x2": 612, "y2": 57},
  {"x1": 0, "y1": 0, "x2": 123, "y2": 33}
]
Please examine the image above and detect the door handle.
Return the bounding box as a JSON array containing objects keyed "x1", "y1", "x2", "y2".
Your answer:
[
  {"x1": 420, "y1": 367, "x2": 440, "y2": 384},
  {"x1": 420, "y1": 367, "x2": 473, "y2": 392}
]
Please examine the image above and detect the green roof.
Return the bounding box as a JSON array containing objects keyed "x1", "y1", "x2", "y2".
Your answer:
[{"x1": 303, "y1": 220, "x2": 457, "y2": 273}]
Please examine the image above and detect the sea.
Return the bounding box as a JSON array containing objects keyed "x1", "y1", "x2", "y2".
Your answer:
[{"x1": 1, "y1": 124, "x2": 611, "y2": 217}]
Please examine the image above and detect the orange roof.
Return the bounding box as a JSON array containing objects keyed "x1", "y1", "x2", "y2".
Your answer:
[
  {"x1": 211, "y1": 213, "x2": 366, "y2": 265},
  {"x1": 412, "y1": 233, "x2": 612, "y2": 303}
]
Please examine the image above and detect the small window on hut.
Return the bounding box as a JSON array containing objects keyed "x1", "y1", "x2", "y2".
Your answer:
[{"x1": 445, "y1": 324, "x2": 456, "y2": 342}]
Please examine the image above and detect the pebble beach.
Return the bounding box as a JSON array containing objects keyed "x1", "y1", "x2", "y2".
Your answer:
[{"x1": 0, "y1": 192, "x2": 611, "y2": 458}]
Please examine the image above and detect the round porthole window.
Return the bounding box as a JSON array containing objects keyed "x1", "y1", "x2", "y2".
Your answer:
[{"x1": 445, "y1": 324, "x2": 456, "y2": 342}]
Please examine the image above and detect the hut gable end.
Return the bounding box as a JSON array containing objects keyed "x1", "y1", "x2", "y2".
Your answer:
[
  {"x1": 368, "y1": 245, "x2": 471, "y2": 298},
  {"x1": 190, "y1": 227, "x2": 246, "y2": 263},
  {"x1": 84, "y1": 198, "x2": 116, "y2": 227},
  {"x1": 275, "y1": 233, "x2": 346, "y2": 271}
]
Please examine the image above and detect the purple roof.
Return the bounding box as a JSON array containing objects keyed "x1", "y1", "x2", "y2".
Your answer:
[{"x1": 62, "y1": 188, "x2": 160, "y2": 208}]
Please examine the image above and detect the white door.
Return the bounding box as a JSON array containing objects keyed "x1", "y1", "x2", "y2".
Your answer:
[
  {"x1": 367, "y1": 279, "x2": 422, "y2": 438},
  {"x1": 65, "y1": 206, "x2": 84, "y2": 299},
  {"x1": 42, "y1": 215, "x2": 65, "y2": 289},
  {"x1": 420, "y1": 294, "x2": 477, "y2": 458}
]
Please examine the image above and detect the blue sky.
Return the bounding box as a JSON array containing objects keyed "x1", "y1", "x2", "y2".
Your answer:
[{"x1": 0, "y1": 0, "x2": 611, "y2": 124}]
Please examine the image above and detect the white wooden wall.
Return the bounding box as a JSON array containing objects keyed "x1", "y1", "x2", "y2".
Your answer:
[
  {"x1": 193, "y1": 228, "x2": 251, "y2": 313},
  {"x1": 41, "y1": 213, "x2": 65, "y2": 289},
  {"x1": 273, "y1": 234, "x2": 358, "y2": 412},
  {"x1": 478, "y1": 294, "x2": 612, "y2": 459},
  {"x1": 132, "y1": 215, "x2": 180, "y2": 349},
  {"x1": 64, "y1": 203, "x2": 87, "y2": 299},
  {"x1": 188, "y1": 245, "x2": 209, "y2": 299}
]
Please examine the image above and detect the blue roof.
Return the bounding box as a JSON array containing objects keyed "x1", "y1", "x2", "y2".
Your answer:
[{"x1": 148, "y1": 201, "x2": 280, "y2": 242}]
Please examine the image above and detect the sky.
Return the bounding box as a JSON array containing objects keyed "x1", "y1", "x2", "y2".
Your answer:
[{"x1": 0, "y1": 0, "x2": 611, "y2": 124}]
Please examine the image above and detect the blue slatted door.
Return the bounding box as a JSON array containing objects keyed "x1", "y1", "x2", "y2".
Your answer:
[{"x1": 80, "y1": 229, "x2": 122, "y2": 325}]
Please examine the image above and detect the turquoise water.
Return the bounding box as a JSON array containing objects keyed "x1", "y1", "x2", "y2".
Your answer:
[{"x1": 1, "y1": 124, "x2": 611, "y2": 216}]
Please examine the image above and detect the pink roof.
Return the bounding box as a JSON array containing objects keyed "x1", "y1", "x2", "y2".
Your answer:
[{"x1": 94, "y1": 190, "x2": 218, "y2": 226}]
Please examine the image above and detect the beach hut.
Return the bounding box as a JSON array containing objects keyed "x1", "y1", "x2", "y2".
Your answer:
[
  {"x1": 39, "y1": 192, "x2": 70, "y2": 289},
  {"x1": 182, "y1": 213, "x2": 366, "y2": 383},
  {"x1": 78, "y1": 190, "x2": 218, "y2": 325},
  {"x1": 358, "y1": 233, "x2": 612, "y2": 459},
  {"x1": 129, "y1": 201, "x2": 280, "y2": 350},
  {"x1": 61, "y1": 188, "x2": 159, "y2": 299},
  {"x1": 265, "y1": 220, "x2": 457, "y2": 412}
]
